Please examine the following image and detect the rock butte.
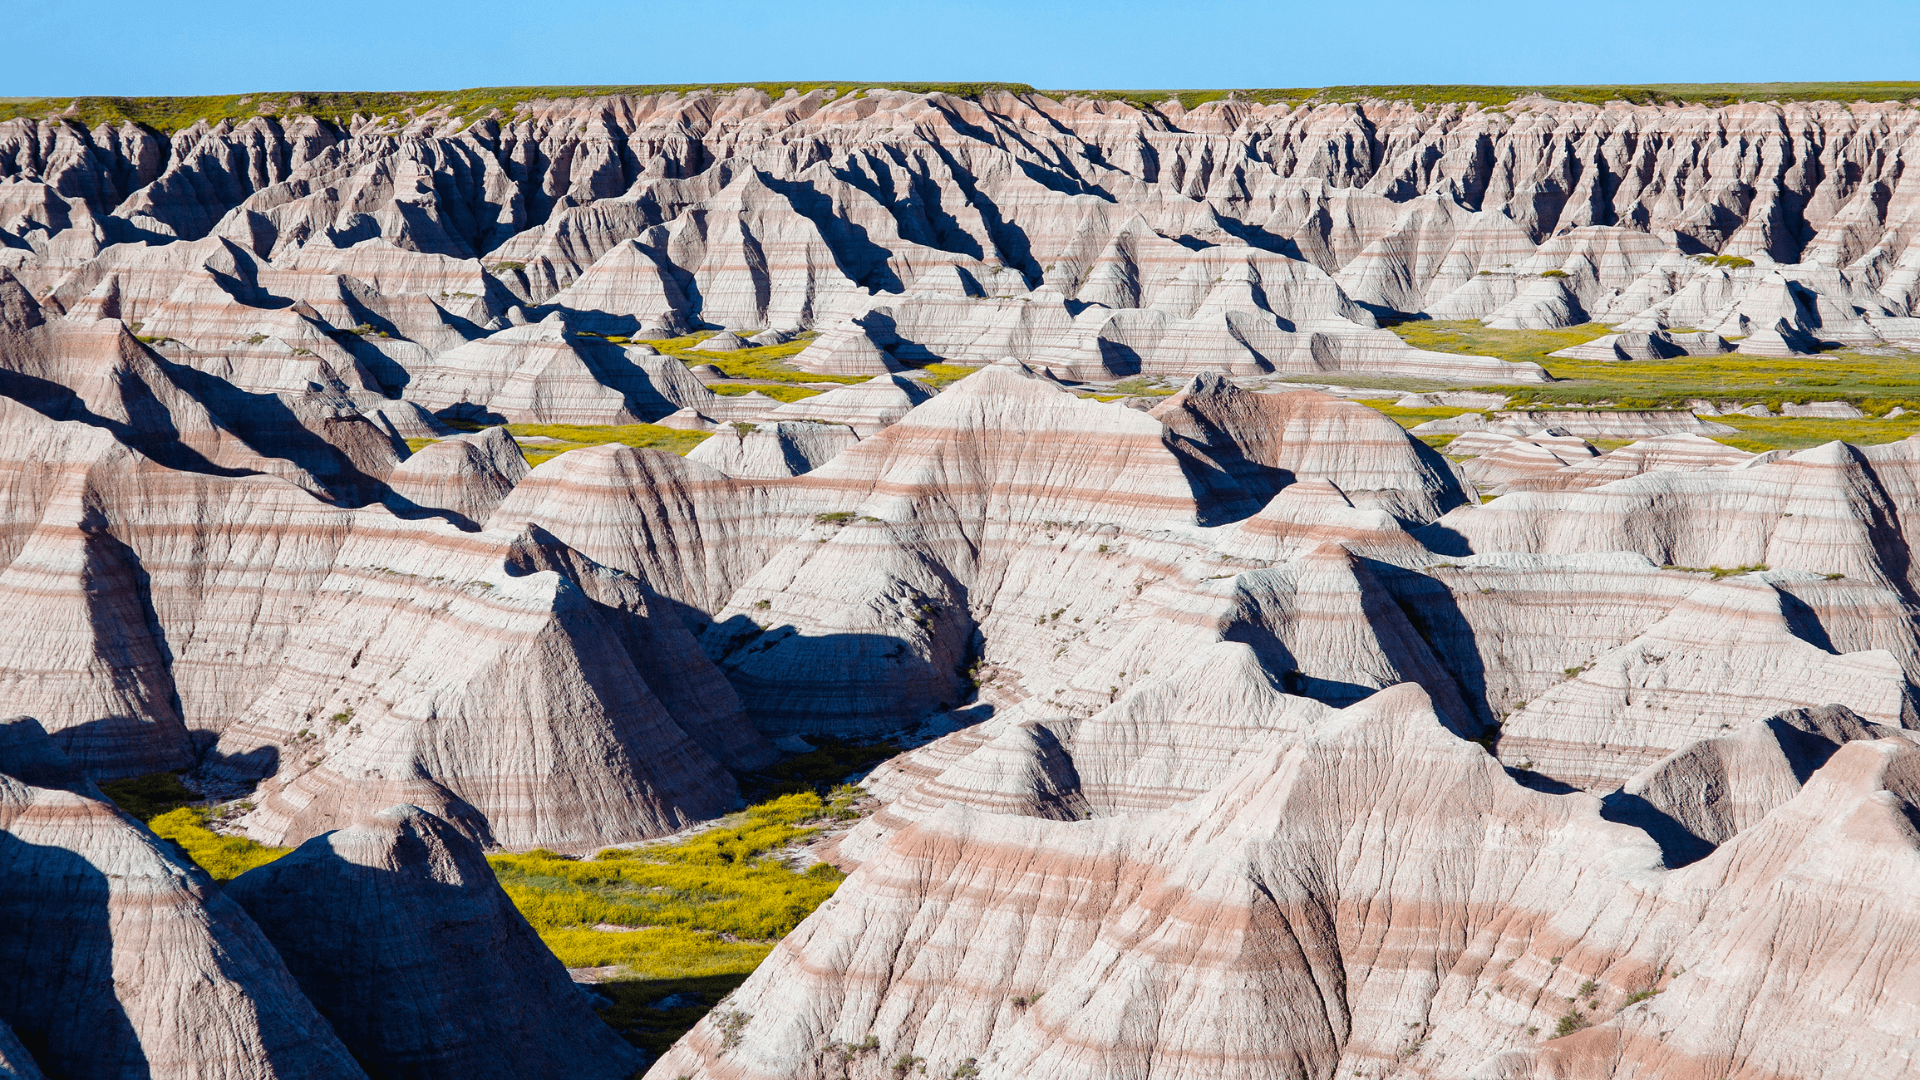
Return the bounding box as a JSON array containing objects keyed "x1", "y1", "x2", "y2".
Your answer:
[{"x1": 0, "y1": 86, "x2": 1916, "y2": 1078}]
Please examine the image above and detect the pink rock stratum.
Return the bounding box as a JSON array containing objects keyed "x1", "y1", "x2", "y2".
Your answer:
[{"x1": 0, "y1": 85, "x2": 1918, "y2": 1078}]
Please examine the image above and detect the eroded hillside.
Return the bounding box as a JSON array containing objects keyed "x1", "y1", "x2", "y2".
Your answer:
[{"x1": 0, "y1": 84, "x2": 1918, "y2": 1079}]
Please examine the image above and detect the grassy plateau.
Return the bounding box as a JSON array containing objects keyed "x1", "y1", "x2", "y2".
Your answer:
[{"x1": 9, "y1": 82, "x2": 1914, "y2": 133}]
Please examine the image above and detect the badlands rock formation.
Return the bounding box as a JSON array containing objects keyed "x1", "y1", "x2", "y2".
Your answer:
[
  {"x1": 0, "y1": 84, "x2": 1919, "y2": 1079},
  {"x1": 0, "y1": 717, "x2": 366, "y2": 1080},
  {"x1": 226, "y1": 803, "x2": 642, "y2": 1079},
  {"x1": 11, "y1": 86, "x2": 1920, "y2": 406}
]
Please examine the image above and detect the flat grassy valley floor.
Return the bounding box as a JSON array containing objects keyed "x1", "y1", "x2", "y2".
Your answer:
[
  {"x1": 1367, "y1": 320, "x2": 1920, "y2": 453},
  {"x1": 98, "y1": 737, "x2": 901, "y2": 1057}
]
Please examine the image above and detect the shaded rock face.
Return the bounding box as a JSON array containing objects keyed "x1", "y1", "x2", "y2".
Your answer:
[
  {"x1": 206, "y1": 514, "x2": 751, "y2": 852},
  {"x1": 0, "y1": 1020, "x2": 45, "y2": 1080},
  {"x1": 227, "y1": 804, "x2": 642, "y2": 1080},
  {"x1": 1607, "y1": 703, "x2": 1918, "y2": 866},
  {"x1": 0, "y1": 717, "x2": 365, "y2": 1080}
]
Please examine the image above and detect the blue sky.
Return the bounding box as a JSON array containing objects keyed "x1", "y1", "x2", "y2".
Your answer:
[{"x1": 4, "y1": 0, "x2": 1915, "y2": 96}]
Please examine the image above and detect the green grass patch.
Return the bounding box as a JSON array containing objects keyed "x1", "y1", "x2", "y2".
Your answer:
[
  {"x1": 1369, "y1": 402, "x2": 1485, "y2": 429},
  {"x1": 1048, "y1": 88, "x2": 1317, "y2": 110},
  {"x1": 489, "y1": 790, "x2": 855, "y2": 948},
  {"x1": 10, "y1": 84, "x2": 1918, "y2": 137},
  {"x1": 1385, "y1": 320, "x2": 1920, "y2": 451},
  {"x1": 652, "y1": 331, "x2": 864, "y2": 386},
  {"x1": 491, "y1": 788, "x2": 870, "y2": 1052},
  {"x1": 499, "y1": 422, "x2": 711, "y2": 465},
  {"x1": 1112, "y1": 376, "x2": 1177, "y2": 397},
  {"x1": 1520, "y1": 349, "x2": 1920, "y2": 409},
  {"x1": 1662, "y1": 563, "x2": 1769, "y2": 578},
  {"x1": 97, "y1": 771, "x2": 197, "y2": 821},
  {"x1": 591, "y1": 970, "x2": 769, "y2": 1058},
  {"x1": 735, "y1": 736, "x2": 902, "y2": 801},
  {"x1": 148, "y1": 808, "x2": 291, "y2": 882},
  {"x1": 1312, "y1": 82, "x2": 1920, "y2": 108},
  {"x1": 1709, "y1": 415, "x2": 1920, "y2": 452},
  {"x1": 1389, "y1": 320, "x2": 1615, "y2": 371},
  {"x1": 909, "y1": 362, "x2": 980, "y2": 388},
  {"x1": 0, "y1": 83, "x2": 1042, "y2": 133},
  {"x1": 99, "y1": 771, "x2": 291, "y2": 881},
  {"x1": 1043, "y1": 83, "x2": 1920, "y2": 112},
  {"x1": 710, "y1": 384, "x2": 823, "y2": 402}
]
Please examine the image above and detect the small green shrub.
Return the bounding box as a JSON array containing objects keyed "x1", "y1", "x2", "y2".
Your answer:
[
  {"x1": 713, "y1": 1008, "x2": 751, "y2": 1052},
  {"x1": 1552, "y1": 1009, "x2": 1590, "y2": 1038},
  {"x1": 490, "y1": 261, "x2": 526, "y2": 273},
  {"x1": 1660, "y1": 563, "x2": 1768, "y2": 578},
  {"x1": 1539, "y1": 269, "x2": 1569, "y2": 278}
]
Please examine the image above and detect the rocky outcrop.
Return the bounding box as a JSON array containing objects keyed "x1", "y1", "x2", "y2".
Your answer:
[
  {"x1": 0, "y1": 716, "x2": 365, "y2": 1080},
  {"x1": 685, "y1": 420, "x2": 859, "y2": 478},
  {"x1": 1153, "y1": 374, "x2": 1469, "y2": 522},
  {"x1": 210, "y1": 514, "x2": 747, "y2": 852},
  {"x1": 650, "y1": 683, "x2": 1920, "y2": 1080},
  {"x1": 769, "y1": 373, "x2": 934, "y2": 435},
  {"x1": 227, "y1": 804, "x2": 643, "y2": 1080},
  {"x1": 1608, "y1": 703, "x2": 1918, "y2": 865},
  {"x1": 406, "y1": 313, "x2": 683, "y2": 424},
  {"x1": 385, "y1": 426, "x2": 529, "y2": 529}
]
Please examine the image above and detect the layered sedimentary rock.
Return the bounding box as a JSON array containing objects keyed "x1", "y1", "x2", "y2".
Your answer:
[
  {"x1": 1609, "y1": 703, "x2": 1919, "y2": 864},
  {"x1": 651, "y1": 684, "x2": 1920, "y2": 1080},
  {"x1": 384, "y1": 425, "x2": 528, "y2": 528},
  {"x1": 227, "y1": 804, "x2": 642, "y2": 1079},
  {"x1": 685, "y1": 420, "x2": 860, "y2": 478},
  {"x1": 770, "y1": 373, "x2": 934, "y2": 435},
  {"x1": 0, "y1": 717, "x2": 364, "y2": 1080},
  {"x1": 4, "y1": 85, "x2": 1920, "y2": 1080},
  {"x1": 209, "y1": 513, "x2": 748, "y2": 852},
  {"x1": 25, "y1": 89, "x2": 1920, "y2": 417}
]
